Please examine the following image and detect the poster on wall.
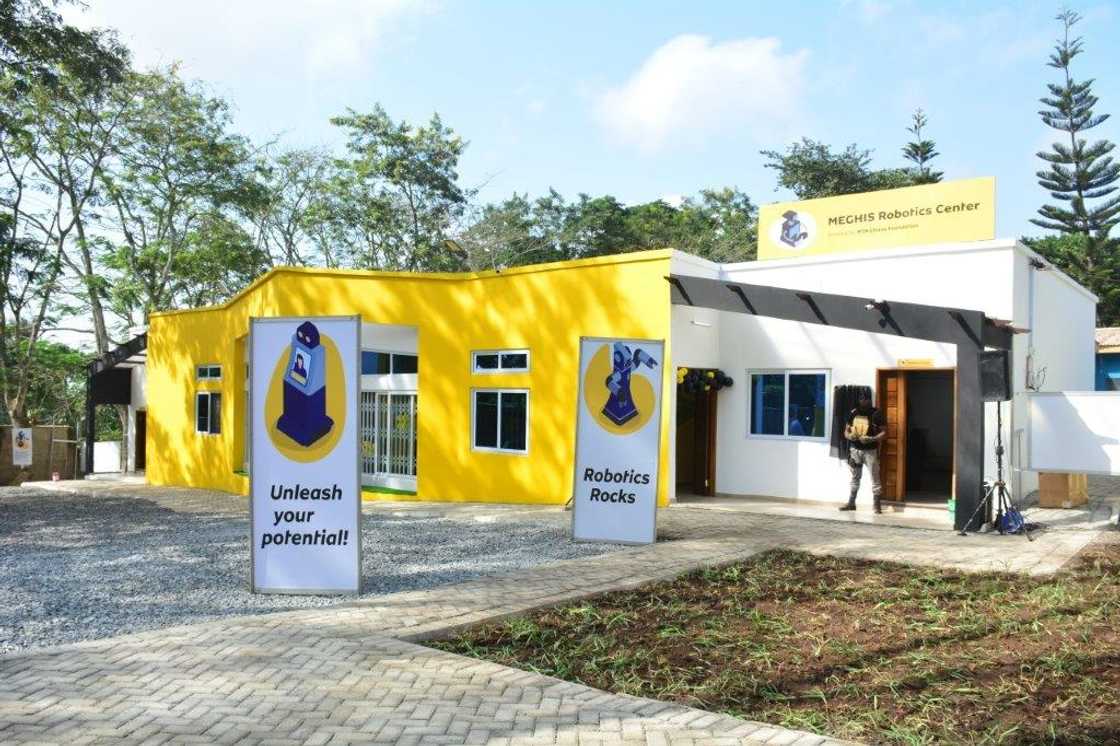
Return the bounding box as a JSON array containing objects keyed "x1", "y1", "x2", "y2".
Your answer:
[
  {"x1": 11, "y1": 427, "x2": 32, "y2": 466},
  {"x1": 571, "y1": 337, "x2": 664, "y2": 545},
  {"x1": 250, "y1": 316, "x2": 361, "y2": 594}
]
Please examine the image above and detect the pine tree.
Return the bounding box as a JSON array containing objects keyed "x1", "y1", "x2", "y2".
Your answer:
[
  {"x1": 1031, "y1": 9, "x2": 1120, "y2": 242},
  {"x1": 901, "y1": 109, "x2": 942, "y2": 183}
]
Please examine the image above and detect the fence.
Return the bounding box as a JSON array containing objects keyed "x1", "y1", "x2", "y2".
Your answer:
[{"x1": 0, "y1": 425, "x2": 80, "y2": 485}]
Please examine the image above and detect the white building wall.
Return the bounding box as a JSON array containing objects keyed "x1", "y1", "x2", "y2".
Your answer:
[
  {"x1": 1008, "y1": 249, "x2": 1097, "y2": 497},
  {"x1": 714, "y1": 316, "x2": 955, "y2": 502},
  {"x1": 126, "y1": 364, "x2": 147, "y2": 473},
  {"x1": 669, "y1": 240, "x2": 1098, "y2": 508}
]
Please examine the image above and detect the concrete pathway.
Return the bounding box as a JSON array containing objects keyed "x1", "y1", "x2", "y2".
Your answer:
[{"x1": 3, "y1": 481, "x2": 1113, "y2": 744}]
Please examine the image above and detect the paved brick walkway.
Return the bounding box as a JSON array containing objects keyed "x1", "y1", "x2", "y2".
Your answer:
[{"x1": 2, "y1": 481, "x2": 1112, "y2": 744}]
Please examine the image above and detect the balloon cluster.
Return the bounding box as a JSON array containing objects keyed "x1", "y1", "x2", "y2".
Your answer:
[{"x1": 676, "y1": 367, "x2": 733, "y2": 393}]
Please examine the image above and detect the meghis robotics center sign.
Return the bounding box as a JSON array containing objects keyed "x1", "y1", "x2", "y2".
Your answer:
[
  {"x1": 572, "y1": 337, "x2": 665, "y2": 545},
  {"x1": 250, "y1": 317, "x2": 361, "y2": 594}
]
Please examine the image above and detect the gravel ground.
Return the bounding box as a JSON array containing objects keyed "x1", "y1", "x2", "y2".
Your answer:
[{"x1": 0, "y1": 487, "x2": 622, "y2": 654}]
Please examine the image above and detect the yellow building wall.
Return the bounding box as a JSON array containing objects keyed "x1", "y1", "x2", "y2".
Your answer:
[{"x1": 146, "y1": 250, "x2": 675, "y2": 506}]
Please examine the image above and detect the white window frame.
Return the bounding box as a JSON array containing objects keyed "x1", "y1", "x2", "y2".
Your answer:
[
  {"x1": 472, "y1": 349, "x2": 530, "y2": 374},
  {"x1": 745, "y1": 368, "x2": 831, "y2": 442},
  {"x1": 471, "y1": 388, "x2": 530, "y2": 454},
  {"x1": 195, "y1": 391, "x2": 221, "y2": 435},
  {"x1": 196, "y1": 364, "x2": 222, "y2": 380},
  {"x1": 361, "y1": 349, "x2": 418, "y2": 376}
]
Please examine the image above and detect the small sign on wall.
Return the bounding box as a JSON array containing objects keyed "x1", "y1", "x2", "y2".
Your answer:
[
  {"x1": 11, "y1": 427, "x2": 32, "y2": 466},
  {"x1": 250, "y1": 316, "x2": 361, "y2": 594},
  {"x1": 571, "y1": 337, "x2": 665, "y2": 545}
]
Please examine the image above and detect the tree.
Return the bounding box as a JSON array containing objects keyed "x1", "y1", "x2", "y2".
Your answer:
[
  {"x1": 1025, "y1": 233, "x2": 1120, "y2": 324},
  {"x1": 760, "y1": 138, "x2": 918, "y2": 200},
  {"x1": 329, "y1": 105, "x2": 472, "y2": 271},
  {"x1": 1031, "y1": 10, "x2": 1119, "y2": 247},
  {"x1": 0, "y1": 0, "x2": 127, "y2": 96},
  {"x1": 98, "y1": 67, "x2": 267, "y2": 322},
  {"x1": 902, "y1": 108, "x2": 942, "y2": 183},
  {"x1": 251, "y1": 147, "x2": 334, "y2": 267}
]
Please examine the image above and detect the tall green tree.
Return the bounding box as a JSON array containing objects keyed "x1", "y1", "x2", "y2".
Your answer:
[
  {"x1": 98, "y1": 67, "x2": 267, "y2": 323},
  {"x1": 1030, "y1": 9, "x2": 1119, "y2": 264},
  {"x1": 0, "y1": 0, "x2": 127, "y2": 96},
  {"x1": 251, "y1": 147, "x2": 333, "y2": 267},
  {"x1": 760, "y1": 138, "x2": 919, "y2": 200},
  {"x1": 329, "y1": 105, "x2": 472, "y2": 271},
  {"x1": 902, "y1": 108, "x2": 942, "y2": 183}
]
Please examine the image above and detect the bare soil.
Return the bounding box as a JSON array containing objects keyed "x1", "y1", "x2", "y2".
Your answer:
[{"x1": 433, "y1": 538, "x2": 1120, "y2": 745}]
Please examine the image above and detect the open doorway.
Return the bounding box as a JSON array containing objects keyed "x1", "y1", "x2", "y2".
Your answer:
[
  {"x1": 877, "y1": 368, "x2": 955, "y2": 503},
  {"x1": 675, "y1": 387, "x2": 716, "y2": 496}
]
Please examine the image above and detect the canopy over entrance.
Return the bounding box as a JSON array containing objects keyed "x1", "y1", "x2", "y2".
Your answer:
[
  {"x1": 85, "y1": 332, "x2": 146, "y2": 474},
  {"x1": 667, "y1": 274, "x2": 1015, "y2": 531}
]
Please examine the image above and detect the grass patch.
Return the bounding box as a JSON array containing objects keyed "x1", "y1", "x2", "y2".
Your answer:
[
  {"x1": 432, "y1": 542, "x2": 1120, "y2": 745},
  {"x1": 361, "y1": 485, "x2": 418, "y2": 497}
]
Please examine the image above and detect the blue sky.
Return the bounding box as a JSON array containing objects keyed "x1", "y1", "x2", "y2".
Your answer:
[{"x1": 68, "y1": 0, "x2": 1120, "y2": 239}]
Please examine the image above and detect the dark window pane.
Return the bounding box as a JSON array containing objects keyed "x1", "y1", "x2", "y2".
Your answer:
[
  {"x1": 361, "y1": 351, "x2": 391, "y2": 375},
  {"x1": 392, "y1": 354, "x2": 418, "y2": 374},
  {"x1": 788, "y1": 374, "x2": 826, "y2": 438},
  {"x1": 475, "y1": 353, "x2": 499, "y2": 371},
  {"x1": 474, "y1": 392, "x2": 498, "y2": 448},
  {"x1": 197, "y1": 365, "x2": 208, "y2": 379},
  {"x1": 500, "y1": 393, "x2": 527, "y2": 451},
  {"x1": 196, "y1": 394, "x2": 209, "y2": 432},
  {"x1": 209, "y1": 366, "x2": 222, "y2": 379},
  {"x1": 750, "y1": 374, "x2": 785, "y2": 435},
  {"x1": 500, "y1": 352, "x2": 528, "y2": 370},
  {"x1": 209, "y1": 393, "x2": 222, "y2": 435}
]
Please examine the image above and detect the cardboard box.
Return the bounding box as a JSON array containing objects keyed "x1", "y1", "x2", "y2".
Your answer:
[{"x1": 1038, "y1": 472, "x2": 1089, "y2": 508}]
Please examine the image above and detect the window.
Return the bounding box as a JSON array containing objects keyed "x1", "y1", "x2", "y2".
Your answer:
[
  {"x1": 472, "y1": 389, "x2": 528, "y2": 453},
  {"x1": 196, "y1": 364, "x2": 222, "y2": 380},
  {"x1": 472, "y1": 349, "x2": 529, "y2": 373},
  {"x1": 361, "y1": 351, "x2": 418, "y2": 375},
  {"x1": 748, "y1": 370, "x2": 828, "y2": 439},
  {"x1": 196, "y1": 392, "x2": 222, "y2": 434}
]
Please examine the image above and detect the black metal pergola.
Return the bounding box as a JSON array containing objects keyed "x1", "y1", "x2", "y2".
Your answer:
[
  {"x1": 667, "y1": 274, "x2": 1014, "y2": 532},
  {"x1": 85, "y1": 332, "x2": 146, "y2": 474}
]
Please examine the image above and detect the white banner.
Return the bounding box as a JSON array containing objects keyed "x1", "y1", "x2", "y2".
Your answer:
[
  {"x1": 571, "y1": 337, "x2": 664, "y2": 544},
  {"x1": 250, "y1": 316, "x2": 361, "y2": 594},
  {"x1": 1027, "y1": 391, "x2": 1120, "y2": 475},
  {"x1": 12, "y1": 427, "x2": 32, "y2": 467}
]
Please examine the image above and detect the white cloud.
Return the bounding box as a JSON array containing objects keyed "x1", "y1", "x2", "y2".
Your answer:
[
  {"x1": 62, "y1": 0, "x2": 435, "y2": 83},
  {"x1": 596, "y1": 35, "x2": 809, "y2": 152},
  {"x1": 841, "y1": 0, "x2": 892, "y2": 24}
]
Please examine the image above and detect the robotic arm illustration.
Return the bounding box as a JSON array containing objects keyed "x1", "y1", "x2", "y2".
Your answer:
[{"x1": 602, "y1": 342, "x2": 658, "y2": 426}]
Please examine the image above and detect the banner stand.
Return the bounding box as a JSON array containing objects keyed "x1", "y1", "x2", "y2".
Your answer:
[
  {"x1": 249, "y1": 315, "x2": 362, "y2": 595},
  {"x1": 570, "y1": 336, "x2": 665, "y2": 545}
]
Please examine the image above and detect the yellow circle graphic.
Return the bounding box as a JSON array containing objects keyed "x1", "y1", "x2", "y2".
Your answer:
[
  {"x1": 265, "y1": 335, "x2": 346, "y2": 462},
  {"x1": 582, "y1": 343, "x2": 656, "y2": 435}
]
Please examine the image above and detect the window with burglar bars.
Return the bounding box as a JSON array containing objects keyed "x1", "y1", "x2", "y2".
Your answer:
[{"x1": 360, "y1": 391, "x2": 417, "y2": 478}]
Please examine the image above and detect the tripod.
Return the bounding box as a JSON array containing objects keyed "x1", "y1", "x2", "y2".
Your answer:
[{"x1": 958, "y1": 400, "x2": 1033, "y2": 541}]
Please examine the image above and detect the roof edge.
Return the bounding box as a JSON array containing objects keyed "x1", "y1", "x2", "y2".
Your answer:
[{"x1": 149, "y1": 249, "x2": 674, "y2": 319}]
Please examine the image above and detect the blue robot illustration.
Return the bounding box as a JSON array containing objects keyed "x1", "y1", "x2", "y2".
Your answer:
[
  {"x1": 276, "y1": 321, "x2": 334, "y2": 447},
  {"x1": 602, "y1": 342, "x2": 658, "y2": 426},
  {"x1": 779, "y1": 210, "x2": 809, "y2": 247}
]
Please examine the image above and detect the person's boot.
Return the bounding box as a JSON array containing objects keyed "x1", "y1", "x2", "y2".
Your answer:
[
  {"x1": 873, "y1": 496, "x2": 882, "y2": 514},
  {"x1": 839, "y1": 495, "x2": 857, "y2": 511}
]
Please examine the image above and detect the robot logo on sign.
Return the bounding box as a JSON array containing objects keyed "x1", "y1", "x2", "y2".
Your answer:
[
  {"x1": 582, "y1": 342, "x2": 658, "y2": 436},
  {"x1": 277, "y1": 321, "x2": 334, "y2": 447}
]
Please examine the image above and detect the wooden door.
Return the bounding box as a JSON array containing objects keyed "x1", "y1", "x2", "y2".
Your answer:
[
  {"x1": 876, "y1": 371, "x2": 906, "y2": 501},
  {"x1": 135, "y1": 411, "x2": 147, "y2": 471}
]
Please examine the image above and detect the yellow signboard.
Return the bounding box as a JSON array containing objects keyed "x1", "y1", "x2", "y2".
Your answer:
[{"x1": 757, "y1": 177, "x2": 995, "y2": 261}]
